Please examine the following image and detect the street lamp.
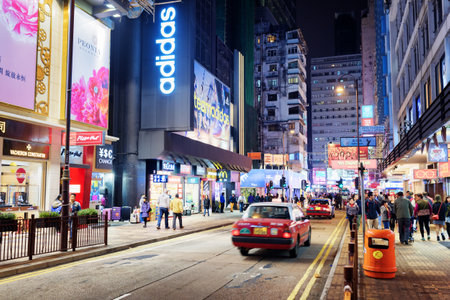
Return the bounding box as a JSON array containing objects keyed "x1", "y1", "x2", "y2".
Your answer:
[{"x1": 336, "y1": 76, "x2": 365, "y2": 242}]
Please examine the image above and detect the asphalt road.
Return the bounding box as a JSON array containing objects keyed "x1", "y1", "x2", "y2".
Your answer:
[{"x1": 0, "y1": 211, "x2": 347, "y2": 300}]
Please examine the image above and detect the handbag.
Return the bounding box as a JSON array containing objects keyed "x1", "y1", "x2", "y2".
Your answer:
[{"x1": 431, "y1": 202, "x2": 443, "y2": 220}]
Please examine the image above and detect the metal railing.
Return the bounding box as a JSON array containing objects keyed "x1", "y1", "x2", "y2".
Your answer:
[
  {"x1": 0, "y1": 213, "x2": 108, "y2": 262},
  {"x1": 343, "y1": 222, "x2": 358, "y2": 300}
]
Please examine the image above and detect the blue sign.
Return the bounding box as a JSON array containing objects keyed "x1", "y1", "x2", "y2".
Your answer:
[
  {"x1": 340, "y1": 137, "x2": 376, "y2": 147},
  {"x1": 359, "y1": 125, "x2": 385, "y2": 134},
  {"x1": 186, "y1": 177, "x2": 200, "y2": 184},
  {"x1": 156, "y1": 7, "x2": 176, "y2": 94},
  {"x1": 162, "y1": 161, "x2": 175, "y2": 171},
  {"x1": 153, "y1": 175, "x2": 168, "y2": 183},
  {"x1": 361, "y1": 105, "x2": 374, "y2": 119},
  {"x1": 428, "y1": 144, "x2": 448, "y2": 162}
]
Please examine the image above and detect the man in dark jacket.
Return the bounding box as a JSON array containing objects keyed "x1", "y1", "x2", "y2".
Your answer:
[
  {"x1": 395, "y1": 191, "x2": 414, "y2": 245},
  {"x1": 255, "y1": 193, "x2": 261, "y2": 203},
  {"x1": 220, "y1": 193, "x2": 225, "y2": 213},
  {"x1": 366, "y1": 192, "x2": 380, "y2": 229},
  {"x1": 203, "y1": 195, "x2": 210, "y2": 217}
]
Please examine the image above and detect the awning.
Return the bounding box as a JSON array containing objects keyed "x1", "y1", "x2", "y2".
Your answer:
[{"x1": 138, "y1": 131, "x2": 252, "y2": 172}]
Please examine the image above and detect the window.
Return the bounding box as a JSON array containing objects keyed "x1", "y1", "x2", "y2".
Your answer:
[
  {"x1": 269, "y1": 79, "x2": 278, "y2": 88},
  {"x1": 267, "y1": 109, "x2": 275, "y2": 117},
  {"x1": 433, "y1": 0, "x2": 443, "y2": 32},
  {"x1": 267, "y1": 49, "x2": 277, "y2": 57},
  {"x1": 269, "y1": 64, "x2": 277, "y2": 72},
  {"x1": 435, "y1": 54, "x2": 445, "y2": 95},
  {"x1": 268, "y1": 94, "x2": 277, "y2": 101},
  {"x1": 289, "y1": 123, "x2": 295, "y2": 130},
  {"x1": 409, "y1": 106, "x2": 414, "y2": 124},
  {"x1": 289, "y1": 106, "x2": 300, "y2": 115},
  {"x1": 424, "y1": 77, "x2": 431, "y2": 108},
  {"x1": 415, "y1": 96, "x2": 422, "y2": 120},
  {"x1": 288, "y1": 47, "x2": 298, "y2": 54},
  {"x1": 256, "y1": 65, "x2": 261, "y2": 72},
  {"x1": 288, "y1": 61, "x2": 298, "y2": 69},
  {"x1": 288, "y1": 77, "x2": 299, "y2": 84},
  {"x1": 256, "y1": 79, "x2": 261, "y2": 88},
  {"x1": 268, "y1": 124, "x2": 278, "y2": 131},
  {"x1": 267, "y1": 34, "x2": 276, "y2": 43},
  {"x1": 257, "y1": 95, "x2": 261, "y2": 103},
  {"x1": 422, "y1": 20, "x2": 429, "y2": 56}
]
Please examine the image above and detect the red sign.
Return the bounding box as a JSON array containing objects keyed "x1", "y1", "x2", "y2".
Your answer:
[
  {"x1": 328, "y1": 144, "x2": 369, "y2": 160},
  {"x1": 247, "y1": 152, "x2": 262, "y2": 160},
  {"x1": 413, "y1": 169, "x2": 438, "y2": 179},
  {"x1": 16, "y1": 168, "x2": 26, "y2": 184},
  {"x1": 361, "y1": 118, "x2": 374, "y2": 126},
  {"x1": 439, "y1": 162, "x2": 450, "y2": 178},
  {"x1": 329, "y1": 159, "x2": 378, "y2": 170},
  {"x1": 61, "y1": 131, "x2": 104, "y2": 146}
]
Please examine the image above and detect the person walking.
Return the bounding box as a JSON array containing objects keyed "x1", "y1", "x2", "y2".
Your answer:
[
  {"x1": 346, "y1": 198, "x2": 359, "y2": 230},
  {"x1": 394, "y1": 191, "x2": 414, "y2": 245},
  {"x1": 380, "y1": 201, "x2": 390, "y2": 229},
  {"x1": 140, "y1": 196, "x2": 151, "y2": 228},
  {"x1": 138, "y1": 194, "x2": 146, "y2": 224},
  {"x1": 238, "y1": 194, "x2": 245, "y2": 212},
  {"x1": 157, "y1": 190, "x2": 171, "y2": 229},
  {"x1": 69, "y1": 193, "x2": 81, "y2": 242},
  {"x1": 203, "y1": 195, "x2": 210, "y2": 217},
  {"x1": 355, "y1": 194, "x2": 362, "y2": 231},
  {"x1": 220, "y1": 193, "x2": 225, "y2": 213},
  {"x1": 388, "y1": 194, "x2": 396, "y2": 231},
  {"x1": 414, "y1": 193, "x2": 431, "y2": 241},
  {"x1": 229, "y1": 193, "x2": 237, "y2": 212},
  {"x1": 431, "y1": 195, "x2": 446, "y2": 241},
  {"x1": 255, "y1": 193, "x2": 261, "y2": 203},
  {"x1": 248, "y1": 193, "x2": 254, "y2": 205},
  {"x1": 366, "y1": 192, "x2": 380, "y2": 229},
  {"x1": 170, "y1": 194, "x2": 184, "y2": 230}
]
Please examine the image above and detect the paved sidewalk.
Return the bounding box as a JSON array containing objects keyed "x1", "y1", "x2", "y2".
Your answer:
[
  {"x1": 326, "y1": 225, "x2": 450, "y2": 299},
  {"x1": 0, "y1": 211, "x2": 242, "y2": 279}
]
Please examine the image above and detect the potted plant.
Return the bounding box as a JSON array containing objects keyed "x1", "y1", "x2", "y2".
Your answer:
[
  {"x1": 0, "y1": 213, "x2": 18, "y2": 232},
  {"x1": 77, "y1": 208, "x2": 99, "y2": 225},
  {"x1": 37, "y1": 211, "x2": 60, "y2": 228}
]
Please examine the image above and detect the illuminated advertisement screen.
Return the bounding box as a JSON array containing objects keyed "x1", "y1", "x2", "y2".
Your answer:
[
  {"x1": 70, "y1": 7, "x2": 110, "y2": 128},
  {"x1": 0, "y1": 0, "x2": 38, "y2": 109},
  {"x1": 179, "y1": 61, "x2": 230, "y2": 150},
  {"x1": 313, "y1": 168, "x2": 326, "y2": 184}
]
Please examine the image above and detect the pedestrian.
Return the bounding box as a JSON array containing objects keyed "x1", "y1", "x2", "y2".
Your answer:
[
  {"x1": 388, "y1": 194, "x2": 396, "y2": 231},
  {"x1": 238, "y1": 194, "x2": 245, "y2": 212},
  {"x1": 414, "y1": 193, "x2": 431, "y2": 241},
  {"x1": 380, "y1": 201, "x2": 390, "y2": 229},
  {"x1": 346, "y1": 198, "x2": 359, "y2": 230},
  {"x1": 366, "y1": 192, "x2": 380, "y2": 229},
  {"x1": 394, "y1": 191, "x2": 414, "y2": 245},
  {"x1": 445, "y1": 196, "x2": 450, "y2": 239},
  {"x1": 51, "y1": 195, "x2": 62, "y2": 214},
  {"x1": 431, "y1": 195, "x2": 446, "y2": 241},
  {"x1": 355, "y1": 194, "x2": 362, "y2": 230},
  {"x1": 138, "y1": 194, "x2": 146, "y2": 223},
  {"x1": 203, "y1": 195, "x2": 210, "y2": 217},
  {"x1": 140, "y1": 196, "x2": 151, "y2": 228},
  {"x1": 335, "y1": 194, "x2": 342, "y2": 210},
  {"x1": 70, "y1": 193, "x2": 81, "y2": 215},
  {"x1": 220, "y1": 193, "x2": 225, "y2": 213},
  {"x1": 248, "y1": 193, "x2": 254, "y2": 205},
  {"x1": 170, "y1": 194, "x2": 184, "y2": 230},
  {"x1": 229, "y1": 193, "x2": 237, "y2": 212},
  {"x1": 422, "y1": 192, "x2": 433, "y2": 206},
  {"x1": 157, "y1": 190, "x2": 171, "y2": 229}
]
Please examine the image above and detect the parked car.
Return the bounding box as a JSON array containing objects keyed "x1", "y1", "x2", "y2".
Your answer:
[
  {"x1": 306, "y1": 198, "x2": 335, "y2": 219},
  {"x1": 231, "y1": 203, "x2": 311, "y2": 258}
]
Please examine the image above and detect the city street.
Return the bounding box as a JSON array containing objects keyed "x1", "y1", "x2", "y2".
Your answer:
[{"x1": 0, "y1": 212, "x2": 347, "y2": 300}]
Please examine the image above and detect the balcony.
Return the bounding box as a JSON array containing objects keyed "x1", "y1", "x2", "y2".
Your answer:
[
  {"x1": 287, "y1": 52, "x2": 301, "y2": 60},
  {"x1": 287, "y1": 68, "x2": 300, "y2": 75},
  {"x1": 287, "y1": 38, "x2": 299, "y2": 44}
]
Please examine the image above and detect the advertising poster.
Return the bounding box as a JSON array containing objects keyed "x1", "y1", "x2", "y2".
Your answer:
[
  {"x1": 179, "y1": 61, "x2": 230, "y2": 150},
  {"x1": 71, "y1": 7, "x2": 110, "y2": 128},
  {"x1": 328, "y1": 144, "x2": 368, "y2": 161},
  {"x1": 0, "y1": 0, "x2": 38, "y2": 109}
]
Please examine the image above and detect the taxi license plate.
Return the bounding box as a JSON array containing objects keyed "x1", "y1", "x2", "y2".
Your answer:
[
  {"x1": 253, "y1": 227, "x2": 267, "y2": 235},
  {"x1": 315, "y1": 207, "x2": 320, "y2": 210}
]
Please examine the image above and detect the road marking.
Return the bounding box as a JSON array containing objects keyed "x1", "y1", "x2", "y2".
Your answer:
[
  {"x1": 286, "y1": 216, "x2": 346, "y2": 300},
  {"x1": 299, "y1": 220, "x2": 346, "y2": 300},
  {"x1": 0, "y1": 225, "x2": 231, "y2": 285},
  {"x1": 113, "y1": 293, "x2": 131, "y2": 300}
]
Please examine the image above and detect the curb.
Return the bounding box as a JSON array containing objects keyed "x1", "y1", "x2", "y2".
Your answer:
[{"x1": 0, "y1": 221, "x2": 234, "y2": 280}]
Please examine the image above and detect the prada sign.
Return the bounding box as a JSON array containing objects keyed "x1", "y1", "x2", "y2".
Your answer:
[
  {"x1": 3, "y1": 140, "x2": 49, "y2": 160},
  {"x1": 216, "y1": 169, "x2": 230, "y2": 182}
]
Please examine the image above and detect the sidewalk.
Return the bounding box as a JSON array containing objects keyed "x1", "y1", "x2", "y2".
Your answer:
[
  {"x1": 326, "y1": 225, "x2": 450, "y2": 299},
  {"x1": 0, "y1": 211, "x2": 242, "y2": 279}
]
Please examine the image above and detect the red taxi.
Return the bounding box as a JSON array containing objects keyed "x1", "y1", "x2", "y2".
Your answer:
[
  {"x1": 231, "y1": 203, "x2": 311, "y2": 257},
  {"x1": 306, "y1": 198, "x2": 335, "y2": 219}
]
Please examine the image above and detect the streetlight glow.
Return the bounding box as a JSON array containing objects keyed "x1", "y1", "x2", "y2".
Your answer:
[{"x1": 335, "y1": 85, "x2": 345, "y2": 93}]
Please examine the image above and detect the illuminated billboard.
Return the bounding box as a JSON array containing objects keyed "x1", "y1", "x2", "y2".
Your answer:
[
  {"x1": 178, "y1": 61, "x2": 230, "y2": 150},
  {"x1": 0, "y1": 0, "x2": 38, "y2": 109},
  {"x1": 328, "y1": 144, "x2": 369, "y2": 161},
  {"x1": 312, "y1": 168, "x2": 326, "y2": 184},
  {"x1": 70, "y1": 7, "x2": 111, "y2": 128}
]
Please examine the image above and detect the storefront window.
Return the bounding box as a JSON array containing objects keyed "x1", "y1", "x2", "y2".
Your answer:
[
  {"x1": 0, "y1": 160, "x2": 45, "y2": 207},
  {"x1": 90, "y1": 172, "x2": 113, "y2": 207}
]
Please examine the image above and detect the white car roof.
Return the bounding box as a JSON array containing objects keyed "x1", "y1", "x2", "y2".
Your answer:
[{"x1": 248, "y1": 203, "x2": 294, "y2": 208}]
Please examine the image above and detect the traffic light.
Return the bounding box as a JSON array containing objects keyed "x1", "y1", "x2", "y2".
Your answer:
[
  {"x1": 354, "y1": 177, "x2": 359, "y2": 189},
  {"x1": 301, "y1": 179, "x2": 306, "y2": 190},
  {"x1": 280, "y1": 176, "x2": 287, "y2": 188},
  {"x1": 269, "y1": 180, "x2": 273, "y2": 189},
  {"x1": 337, "y1": 178, "x2": 344, "y2": 189}
]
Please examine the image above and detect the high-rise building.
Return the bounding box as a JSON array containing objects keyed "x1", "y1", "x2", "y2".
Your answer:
[
  {"x1": 254, "y1": 22, "x2": 308, "y2": 173},
  {"x1": 310, "y1": 54, "x2": 363, "y2": 171}
]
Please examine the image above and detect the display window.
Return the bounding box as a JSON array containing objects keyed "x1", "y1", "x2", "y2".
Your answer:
[
  {"x1": 0, "y1": 159, "x2": 45, "y2": 207},
  {"x1": 185, "y1": 183, "x2": 200, "y2": 212},
  {"x1": 90, "y1": 172, "x2": 113, "y2": 207}
]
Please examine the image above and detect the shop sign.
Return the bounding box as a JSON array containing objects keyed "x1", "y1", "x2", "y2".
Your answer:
[
  {"x1": 195, "y1": 166, "x2": 206, "y2": 176},
  {"x1": 0, "y1": 117, "x2": 50, "y2": 144},
  {"x1": 153, "y1": 175, "x2": 168, "y2": 183},
  {"x1": 329, "y1": 159, "x2": 377, "y2": 170},
  {"x1": 186, "y1": 177, "x2": 200, "y2": 184},
  {"x1": 179, "y1": 164, "x2": 192, "y2": 175},
  {"x1": 438, "y1": 162, "x2": 450, "y2": 178},
  {"x1": 384, "y1": 181, "x2": 403, "y2": 189},
  {"x1": 217, "y1": 169, "x2": 230, "y2": 182},
  {"x1": 264, "y1": 153, "x2": 289, "y2": 165},
  {"x1": 168, "y1": 176, "x2": 182, "y2": 184},
  {"x1": 162, "y1": 161, "x2": 175, "y2": 172},
  {"x1": 340, "y1": 137, "x2": 376, "y2": 147},
  {"x1": 413, "y1": 169, "x2": 438, "y2": 180},
  {"x1": 62, "y1": 131, "x2": 104, "y2": 146},
  {"x1": 206, "y1": 168, "x2": 216, "y2": 180},
  {"x1": 95, "y1": 144, "x2": 113, "y2": 170},
  {"x1": 361, "y1": 105, "x2": 374, "y2": 118},
  {"x1": 60, "y1": 146, "x2": 84, "y2": 165},
  {"x1": 428, "y1": 144, "x2": 448, "y2": 162},
  {"x1": 328, "y1": 144, "x2": 369, "y2": 160},
  {"x1": 3, "y1": 140, "x2": 49, "y2": 160},
  {"x1": 361, "y1": 118, "x2": 374, "y2": 126},
  {"x1": 247, "y1": 152, "x2": 261, "y2": 160}
]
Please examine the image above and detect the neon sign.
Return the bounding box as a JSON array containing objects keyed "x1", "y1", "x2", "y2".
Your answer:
[{"x1": 156, "y1": 7, "x2": 176, "y2": 95}]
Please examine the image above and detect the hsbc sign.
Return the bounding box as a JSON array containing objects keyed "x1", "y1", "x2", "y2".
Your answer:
[{"x1": 62, "y1": 131, "x2": 104, "y2": 146}]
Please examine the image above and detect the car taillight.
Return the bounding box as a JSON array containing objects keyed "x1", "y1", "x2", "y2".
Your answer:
[
  {"x1": 282, "y1": 231, "x2": 292, "y2": 239},
  {"x1": 232, "y1": 229, "x2": 240, "y2": 236}
]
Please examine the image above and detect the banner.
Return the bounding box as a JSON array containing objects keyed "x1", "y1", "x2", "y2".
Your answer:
[
  {"x1": 0, "y1": 0, "x2": 38, "y2": 109},
  {"x1": 413, "y1": 169, "x2": 437, "y2": 179},
  {"x1": 438, "y1": 162, "x2": 450, "y2": 178},
  {"x1": 428, "y1": 144, "x2": 448, "y2": 162},
  {"x1": 70, "y1": 8, "x2": 111, "y2": 128},
  {"x1": 329, "y1": 159, "x2": 378, "y2": 170},
  {"x1": 328, "y1": 144, "x2": 368, "y2": 160}
]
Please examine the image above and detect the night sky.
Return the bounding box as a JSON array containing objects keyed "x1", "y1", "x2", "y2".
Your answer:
[{"x1": 296, "y1": 0, "x2": 363, "y2": 58}]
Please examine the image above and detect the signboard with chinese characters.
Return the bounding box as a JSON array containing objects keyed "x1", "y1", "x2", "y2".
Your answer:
[
  {"x1": 153, "y1": 175, "x2": 168, "y2": 183},
  {"x1": 206, "y1": 168, "x2": 217, "y2": 180},
  {"x1": 95, "y1": 144, "x2": 113, "y2": 170},
  {"x1": 360, "y1": 125, "x2": 385, "y2": 134},
  {"x1": 186, "y1": 177, "x2": 200, "y2": 184},
  {"x1": 264, "y1": 153, "x2": 289, "y2": 165},
  {"x1": 195, "y1": 166, "x2": 205, "y2": 176},
  {"x1": 361, "y1": 118, "x2": 374, "y2": 126},
  {"x1": 179, "y1": 164, "x2": 192, "y2": 175},
  {"x1": 328, "y1": 144, "x2": 369, "y2": 161},
  {"x1": 3, "y1": 140, "x2": 49, "y2": 160},
  {"x1": 361, "y1": 105, "x2": 374, "y2": 118},
  {"x1": 247, "y1": 152, "x2": 262, "y2": 160},
  {"x1": 340, "y1": 137, "x2": 376, "y2": 147},
  {"x1": 62, "y1": 131, "x2": 104, "y2": 146},
  {"x1": 329, "y1": 159, "x2": 378, "y2": 170},
  {"x1": 438, "y1": 162, "x2": 450, "y2": 178},
  {"x1": 428, "y1": 144, "x2": 448, "y2": 162},
  {"x1": 413, "y1": 169, "x2": 438, "y2": 179},
  {"x1": 0, "y1": 0, "x2": 38, "y2": 110},
  {"x1": 162, "y1": 161, "x2": 175, "y2": 172}
]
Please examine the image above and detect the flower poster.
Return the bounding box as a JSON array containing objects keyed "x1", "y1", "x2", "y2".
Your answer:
[
  {"x1": 0, "y1": 0, "x2": 38, "y2": 109},
  {"x1": 71, "y1": 7, "x2": 110, "y2": 128}
]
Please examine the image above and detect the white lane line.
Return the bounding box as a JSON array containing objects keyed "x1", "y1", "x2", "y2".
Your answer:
[{"x1": 113, "y1": 293, "x2": 131, "y2": 300}]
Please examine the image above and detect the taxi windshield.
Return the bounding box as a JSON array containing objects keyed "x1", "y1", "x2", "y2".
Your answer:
[
  {"x1": 310, "y1": 199, "x2": 329, "y2": 205},
  {"x1": 244, "y1": 206, "x2": 290, "y2": 220}
]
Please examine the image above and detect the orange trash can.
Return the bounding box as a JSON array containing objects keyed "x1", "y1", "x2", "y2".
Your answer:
[{"x1": 363, "y1": 229, "x2": 397, "y2": 279}]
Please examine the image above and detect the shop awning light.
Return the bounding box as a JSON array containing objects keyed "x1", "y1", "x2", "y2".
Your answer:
[
  {"x1": 113, "y1": 14, "x2": 121, "y2": 18},
  {"x1": 106, "y1": 3, "x2": 114, "y2": 9}
]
